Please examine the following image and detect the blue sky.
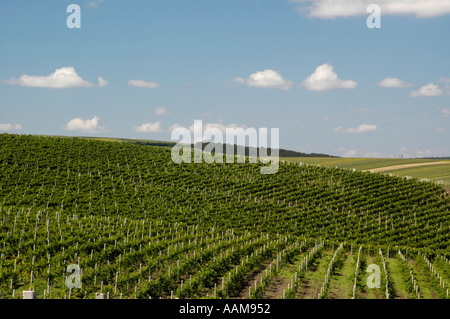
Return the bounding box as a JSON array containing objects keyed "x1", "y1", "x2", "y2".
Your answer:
[{"x1": 1, "y1": 0, "x2": 449, "y2": 157}]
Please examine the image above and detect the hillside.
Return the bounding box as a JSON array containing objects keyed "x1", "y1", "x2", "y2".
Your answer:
[
  {"x1": 0, "y1": 134, "x2": 449, "y2": 299},
  {"x1": 80, "y1": 136, "x2": 337, "y2": 158}
]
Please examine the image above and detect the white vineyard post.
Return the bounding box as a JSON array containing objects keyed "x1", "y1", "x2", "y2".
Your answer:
[
  {"x1": 115, "y1": 271, "x2": 118, "y2": 295},
  {"x1": 379, "y1": 248, "x2": 389, "y2": 299},
  {"x1": 23, "y1": 290, "x2": 37, "y2": 299},
  {"x1": 95, "y1": 292, "x2": 105, "y2": 299}
]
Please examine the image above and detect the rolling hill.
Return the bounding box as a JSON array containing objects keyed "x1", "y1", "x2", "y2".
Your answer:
[{"x1": 0, "y1": 133, "x2": 449, "y2": 299}]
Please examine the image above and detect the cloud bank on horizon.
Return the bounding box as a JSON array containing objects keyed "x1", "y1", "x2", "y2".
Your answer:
[{"x1": 290, "y1": 0, "x2": 450, "y2": 19}]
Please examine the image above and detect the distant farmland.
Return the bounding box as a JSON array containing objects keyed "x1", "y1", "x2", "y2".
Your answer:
[{"x1": 282, "y1": 157, "x2": 450, "y2": 186}]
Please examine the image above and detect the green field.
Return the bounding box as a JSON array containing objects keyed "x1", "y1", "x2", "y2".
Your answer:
[
  {"x1": 282, "y1": 157, "x2": 450, "y2": 186},
  {"x1": 385, "y1": 165, "x2": 450, "y2": 185},
  {"x1": 1, "y1": 134, "x2": 449, "y2": 299}
]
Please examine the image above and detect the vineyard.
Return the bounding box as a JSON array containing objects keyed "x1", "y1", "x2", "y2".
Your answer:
[
  {"x1": 282, "y1": 157, "x2": 450, "y2": 186},
  {"x1": 0, "y1": 133, "x2": 449, "y2": 299}
]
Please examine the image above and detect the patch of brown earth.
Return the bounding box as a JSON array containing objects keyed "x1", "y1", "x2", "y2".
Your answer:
[
  {"x1": 229, "y1": 259, "x2": 272, "y2": 299},
  {"x1": 262, "y1": 276, "x2": 290, "y2": 299}
]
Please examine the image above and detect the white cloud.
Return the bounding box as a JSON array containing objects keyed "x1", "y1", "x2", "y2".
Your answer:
[
  {"x1": 301, "y1": 64, "x2": 357, "y2": 91},
  {"x1": 290, "y1": 0, "x2": 450, "y2": 18},
  {"x1": 128, "y1": 80, "x2": 160, "y2": 89},
  {"x1": 364, "y1": 152, "x2": 383, "y2": 158},
  {"x1": 335, "y1": 124, "x2": 378, "y2": 133},
  {"x1": 0, "y1": 123, "x2": 22, "y2": 131},
  {"x1": 155, "y1": 107, "x2": 168, "y2": 115},
  {"x1": 410, "y1": 82, "x2": 443, "y2": 97},
  {"x1": 134, "y1": 122, "x2": 163, "y2": 133},
  {"x1": 169, "y1": 123, "x2": 184, "y2": 133},
  {"x1": 435, "y1": 128, "x2": 445, "y2": 132},
  {"x1": 98, "y1": 76, "x2": 108, "y2": 87},
  {"x1": 378, "y1": 77, "x2": 412, "y2": 88},
  {"x1": 64, "y1": 116, "x2": 105, "y2": 133},
  {"x1": 348, "y1": 107, "x2": 372, "y2": 112},
  {"x1": 346, "y1": 124, "x2": 378, "y2": 133},
  {"x1": 343, "y1": 150, "x2": 358, "y2": 157},
  {"x1": 438, "y1": 107, "x2": 450, "y2": 116},
  {"x1": 201, "y1": 122, "x2": 259, "y2": 146},
  {"x1": 231, "y1": 77, "x2": 245, "y2": 84},
  {"x1": 440, "y1": 77, "x2": 450, "y2": 83},
  {"x1": 194, "y1": 122, "x2": 247, "y2": 133},
  {"x1": 86, "y1": 0, "x2": 104, "y2": 8},
  {"x1": 170, "y1": 121, "x2": 254, "y2": 145},
  {"x1": 237, "y1": 70, "x2": 293, "y2": 90},
  {"x1": 416, "y1": 150, "x2": 432, "y2": 157},
  {"x1": 7, "y1": 67, "x2": 92, "y2": 89}
]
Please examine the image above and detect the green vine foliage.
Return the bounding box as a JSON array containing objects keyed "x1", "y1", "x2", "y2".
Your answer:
[{"x1": 0, "y1": 134, "x2": 449, "y2": 298}]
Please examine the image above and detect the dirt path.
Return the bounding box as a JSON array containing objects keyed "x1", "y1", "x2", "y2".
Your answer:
[
  {"x1": 262, "y1": 274, "x2": 290, "y2": 299},
  {"x1": 261, "y1": 254, "x2": 306, "y2": 299},
  {"x1": 231, "y1": 259, "x2": 272, "y2": 299},
  {"x1": 365, "y1": 161, "x2": 450, "y2": 173}
]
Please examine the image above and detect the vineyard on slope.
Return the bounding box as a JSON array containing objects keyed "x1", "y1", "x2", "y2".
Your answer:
[{"x1": 0, "y1": 134, "x2": 449, "y2": 299}]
